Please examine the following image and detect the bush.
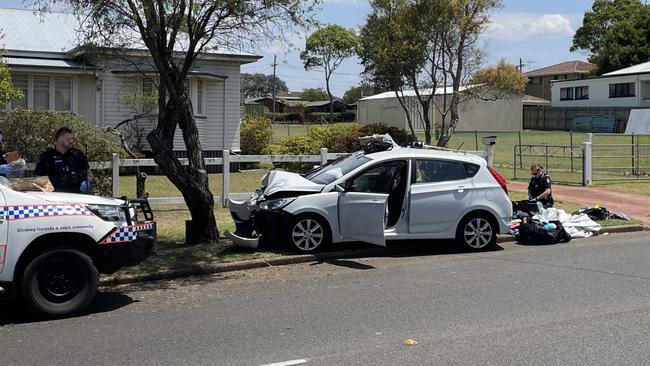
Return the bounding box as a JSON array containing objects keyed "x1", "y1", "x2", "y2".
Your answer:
[
  {"x1": 340, "y1": 111, "x2": 356, "y2": 122},
  {"x1": 0, "y1": 110, "x2": 123, "y2": 195},
  {"x1": 274, "y1": 135, "x2": 320, "y2": 173},
  {"x1": 307, "y1": 112, "x2": 330, "y2": 123},
  {"x1": 263, "y1": 112, "x2": 303, "y2": 123},
  {"x1": 308, "y1": 124, "x2": 361, "y2": 152},
  {"x1": 240, "y1": 115, "x2": 272, "y2": 155}
]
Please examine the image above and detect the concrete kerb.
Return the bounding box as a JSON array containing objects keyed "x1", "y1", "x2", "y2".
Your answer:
[{"x1": 100, "y1": 224, "x2": 647, "y2": 287}]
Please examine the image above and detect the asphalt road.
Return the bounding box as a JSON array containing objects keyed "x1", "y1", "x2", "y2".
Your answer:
[{"x1": 2, "y1": 232, "x2": 650, "y2": 366}]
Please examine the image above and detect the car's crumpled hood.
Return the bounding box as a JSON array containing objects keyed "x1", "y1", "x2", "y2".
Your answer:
[
  {"x1": 263, "y1": 171, "x2": 324, "y2": 197},
  {"x1": 22, "y1": 192, "x2": 125, "y2": 206}
]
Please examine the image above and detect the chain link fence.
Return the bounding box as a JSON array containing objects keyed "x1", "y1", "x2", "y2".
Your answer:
[
  {"x1": 513, "y1": 145, "x2": 583, "y2": 184},
  {"x1": 591, "y1": 134, "x2": 650, "y2": 181}
]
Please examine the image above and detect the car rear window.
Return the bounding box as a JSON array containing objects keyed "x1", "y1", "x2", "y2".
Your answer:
[
  {"x1": 414, "y1": 159, "x2": 466, "y2": 183},
  {"x1": 463, "y1": 163, "x2": 480, "y2": 178}
]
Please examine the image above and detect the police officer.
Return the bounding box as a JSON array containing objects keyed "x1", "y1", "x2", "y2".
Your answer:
[
  {"x1": 528, "y1": 164, "x2": 553, "y2": 208},
  {"x1": 34, "y1": 127, "x2": 91, "y2": 193},
  {"x1": 0, "y1": 131, "x2": 13, "y2": 177}
]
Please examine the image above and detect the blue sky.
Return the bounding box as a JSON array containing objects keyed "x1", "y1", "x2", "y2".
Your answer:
[{"x1": 3, "y1": 0, "x2": 596, "y2": 96}]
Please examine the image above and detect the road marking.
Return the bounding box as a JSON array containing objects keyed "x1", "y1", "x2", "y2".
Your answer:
[{"x1": 259, "y1": 359, "x2": 309, "y2": 366}]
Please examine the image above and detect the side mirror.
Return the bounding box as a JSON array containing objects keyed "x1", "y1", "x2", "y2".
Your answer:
[{"x1": 334, "y1": 184, "x2": 345, "y2": 193}]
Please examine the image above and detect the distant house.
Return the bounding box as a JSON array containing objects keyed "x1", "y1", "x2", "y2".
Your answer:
[
  {"x1": 525, "y1": 61, "x2": 596, "y2": 101},
  {"x1": 357, "y1": 88, "x2": 523, "y2": 132},
  {"x1": 304, "y1": 100, "x2": 348, "y2": 114},
  {"x1": 0, "y1": 7, "x2": 260, "y2": 154},
  {"x1": 551, "y1": 61, "x2": 650, "y2": 109}
]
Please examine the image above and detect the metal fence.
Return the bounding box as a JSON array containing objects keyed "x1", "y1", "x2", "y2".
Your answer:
[
  {"x1": 513, "y1": 144, "x2": 584, "y2": 184},
  {"x1": 523, "y1": 106, "x2": 631, "y2": 132},
  {"x1": 590, "y1": 133, "x2": 650, "y2": 181}
]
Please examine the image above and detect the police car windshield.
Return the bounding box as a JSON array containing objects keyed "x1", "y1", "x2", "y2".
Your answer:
[{"x1": 305, "y1": 152, "x2": 370, "y2": 184}]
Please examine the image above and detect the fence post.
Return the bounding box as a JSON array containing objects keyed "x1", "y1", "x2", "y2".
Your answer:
[
  {"x1": 111, "y1": 153, "x2": 120, "y2": 197},
  {"x1": 320, "y1": 148, "x2": 328, "y2": 166},
  {"x1": 583, "y1": 141, "x2": 592, "y2": 186},
  {"x1": 222, "y1": 150, "x2": 230, "y2": 208},
  {"x1": 570, "y1": 130, "x2": 574, "y2": 172},
  {"x1": 518, "y1": 130, "x2": 522, "y2": 168},
  {"x1": 474, "y1": 130, "x2": 478, "y2": 150},
  {"x1": 631, "y1": 134, "x2": 636, "y2": 175}
]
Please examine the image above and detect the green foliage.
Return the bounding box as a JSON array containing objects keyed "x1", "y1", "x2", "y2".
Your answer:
[
  {"x1": 0, "y1": 110, "x2": 123, "y2": 195},
  {"x1": 301, "y1": 87, "x2": 329, "y2": 101},
  {"x1": 361, "y1": 123, "x2": 416, "y2": 146},
  {"x1": 242, "y1": 73, "x2": 288, "y2": 98},
  {"x1": 307, "y1": 124, "x2": 361, "y2": 151},
  {"x1": 308, "y1": 111, "x2": 356, "y2": 123},
  {"x1": 301, "y1": 24, "x2": 361, "y2": 71},
  {"x1": 263, "y1": 112, "x2": 303, "y2": 123},
  {"x1": 274, "y1": 135, "x2": 321, "y2": 172},
  {"x1": 343, "y1": 84, "x2": 375, "y2": 104},
  {"x1": 0, "y1": 56, "x2": 21, "y2": 106},
  {"x1": 471, "y1": 59, "x2": 528, "y2": 97},
  {"x1": 571, "y1": 0, "x2": 650, "y2": 74},
  {"x1": 240, "y1": 115, "x2": 273, "y2": 155}
]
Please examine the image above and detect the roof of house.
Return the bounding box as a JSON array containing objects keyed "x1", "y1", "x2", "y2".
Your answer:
[
  {"x1": 0, "y1": 7, "x2": 260, "y2": 60},
  {"x1": 525, "y1": 61, "x2": 596, "y2": 77},
  {"x1": 604, "y1": 60, "x2": 650, "y2": 76},
  {"x1": 305, "y1": 100, "x2": 346, "y2": 107},
  {"x1": 358, "y1": 86, "x2": 472, "y2": 101}
]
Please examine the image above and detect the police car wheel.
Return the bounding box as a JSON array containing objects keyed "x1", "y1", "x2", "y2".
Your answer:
[
  {"x1": 456, "y1": 214, "x2": 497, "y2": 251},
  {"x1": 22, "y1": 249, "x2": 99, "y2": 318}
]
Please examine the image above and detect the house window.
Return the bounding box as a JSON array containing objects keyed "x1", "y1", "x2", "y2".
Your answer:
[
  {"x1": 560, "y1": 87, "x2": 574, "y2": 101},
  {"x1": 142, "y1": 78, "x2": 155, "y2": 95},
  {"x1": 54, "y1": 76, "x2": 72, "y2": 111},
  {"x1": 10, "y1": 74, "x2": 28, "y2": 109},
  {"x1": 609, "y1": 82, "x2": 635, "y2": 98},
  {"x1": 574, "y1": 86, "x2": 589, "y2": 100},
  {"x1": 196, "y1": 79, "x2": 204, "y2": 115},
  {"x1": 33, "y1": 75, "x2": 51, "y2": 110}
]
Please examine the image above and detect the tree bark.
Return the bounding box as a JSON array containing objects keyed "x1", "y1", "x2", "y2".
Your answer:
[
  {"x1": 147, "y1": 99, "x2": 219, "y2": 245},
  {"x1": 325, "y1": 73, "x2": 334, "y2": 124}
]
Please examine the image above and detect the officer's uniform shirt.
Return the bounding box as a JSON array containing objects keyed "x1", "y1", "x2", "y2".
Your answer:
[
  {"x1": 528, "y1": 173, "x2": 554, "y2": 207},
  {"x1": 34, "y1": 148, "x2": 89, "y2": 193}
]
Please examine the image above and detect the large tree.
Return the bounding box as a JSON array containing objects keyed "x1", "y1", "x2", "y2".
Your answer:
[
  {"x1": 301, "y1": 87, "x2": 329, "y2": 101},
  {"x1": 360, "y1": 0, "x2": 524, "y2": 147},
  {"x1": 571, "y1": 0, "x2": 650, "y2": 75},
  {"x1": 242, "y1": 73, "x2": 288, "y2": 98},
  {"x1": 0, "y1": 53, "x2": 21, "y2": 106},
  {"x1": 32, "y1": 0, "x2": 316, "y2": 244},
  {"x1": 300, "y1": 24, "x2": 360, "y2": 124}
]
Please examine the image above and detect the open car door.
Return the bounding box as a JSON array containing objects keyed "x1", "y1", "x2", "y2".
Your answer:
[{"x1": 338, "y1": 192, "x2": 387, "y2": 246}]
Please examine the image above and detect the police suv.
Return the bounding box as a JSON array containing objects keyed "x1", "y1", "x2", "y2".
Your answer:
[{"x1": 0, "y1": 177, "x2": 156, "y2": 318}]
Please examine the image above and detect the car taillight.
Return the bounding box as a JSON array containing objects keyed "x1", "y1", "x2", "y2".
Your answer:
[{"x1": 487, "y1": 166, "x2": 508, "y2": 194}]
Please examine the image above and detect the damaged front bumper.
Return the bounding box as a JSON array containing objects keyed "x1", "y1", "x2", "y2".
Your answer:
[{"x1": 226, "y1": 196, "x2": 289, "y2": 249}]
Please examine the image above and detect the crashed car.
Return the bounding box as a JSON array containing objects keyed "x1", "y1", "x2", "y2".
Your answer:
[
  {"x1": 0, "y1": 177, "x2": 156, "y2": 318},
  {"x1": 226, "y1": 142, "x2": 512, "y2": 253}
]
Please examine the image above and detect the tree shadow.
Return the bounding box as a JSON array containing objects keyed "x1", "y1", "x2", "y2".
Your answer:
[
  {"x1": 0, "y1": 291, "x2": 136, "y2": 326},
  {"x1": 310, "y1": 259, "x2": 376, "y2": 270}
]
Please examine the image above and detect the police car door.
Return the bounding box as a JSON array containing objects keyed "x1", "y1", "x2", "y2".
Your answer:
[{"x1": 0, "y1": 187, "x2": 7, "y2": 272}]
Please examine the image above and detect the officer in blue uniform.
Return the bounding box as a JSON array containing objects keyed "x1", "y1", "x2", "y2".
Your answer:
[
  {"x1": 34, "y1": 127, "x2": 91, "y2": 194},
  {"x1": 528, "y1": 164, "x2": 554, "y2": 208},
  {"x1": 0, "y1": 131, "x2": 12, "y2": 176}
]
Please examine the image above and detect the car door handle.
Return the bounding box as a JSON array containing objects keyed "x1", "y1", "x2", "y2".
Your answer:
[{"x1": 457, "y1": 186, "x2": 466, "y2": 193}]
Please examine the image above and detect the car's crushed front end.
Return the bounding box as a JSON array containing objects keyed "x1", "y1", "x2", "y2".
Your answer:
[{"x1": 226, "y1": 171, "x2": 324, "y2": 248}]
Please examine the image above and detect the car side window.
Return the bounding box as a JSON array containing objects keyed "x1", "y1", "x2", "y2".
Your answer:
[
  {"x1": 414, "y1": 159, "x2": 466, "y2": 183},
  {"x1": 463, "y1": 163, "x2": 480, "y2": 178},
  {"x1": 346, "y1": 161, "x2": 404, "y2": 193}
]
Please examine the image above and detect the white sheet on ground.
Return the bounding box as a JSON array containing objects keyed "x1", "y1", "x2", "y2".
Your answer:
[
  {"x1": 533, "y1": 207, "x2": 601, "y2": 238},
  {"x1": 625, "y1": 109, "x2": 650, "y2": 134}
]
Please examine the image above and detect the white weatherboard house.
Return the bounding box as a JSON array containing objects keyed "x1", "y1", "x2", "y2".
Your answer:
[
  {"x1": 0, "y1": 7, "x2": 260, "y2": 154},
  {"x1": 551, "y1": 61, "x2": 650, "y2": 108}
]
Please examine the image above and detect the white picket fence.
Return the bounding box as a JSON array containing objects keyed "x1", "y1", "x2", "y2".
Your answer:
[{"x1": 23, "y1": 146, "x2": 491, "y2": 207}]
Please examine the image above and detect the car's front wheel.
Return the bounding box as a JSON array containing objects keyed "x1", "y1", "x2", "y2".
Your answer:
[
  {"x1": 456, "y1": 214, "x2": 497, "y2": 251},
  {"x1": 22, "y1": 248, "x2": 99, "y2": 318},
  {"x1": 285, "y1": 215, "x2": 331, "y2": 253}
]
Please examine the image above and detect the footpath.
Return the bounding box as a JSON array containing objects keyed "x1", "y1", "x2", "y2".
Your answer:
[{"x1": 508, "y1": 181, "x2": 650, "y2": 225}]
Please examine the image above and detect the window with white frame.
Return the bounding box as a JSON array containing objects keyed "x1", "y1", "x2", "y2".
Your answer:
[
  {"x1": 138, "y1": 77, "x2": 205, "y2": 116},
  {"x1": 142, "y1": 78, "x2": 156, "y2": 95},
  {"x1": 5, "y1": 74, "x2": 73, "y2": 111},
  {"x1": 195, "y1": 79, "x2": 204, "y2": 116}
]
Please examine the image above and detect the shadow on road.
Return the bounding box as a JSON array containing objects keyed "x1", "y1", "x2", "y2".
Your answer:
[
  {"x1": 311, "y1": 259, "x2": 376, "y2": 270},
  {"x1": 0, "y1": 291, "x2": 136, "y2": 326}
]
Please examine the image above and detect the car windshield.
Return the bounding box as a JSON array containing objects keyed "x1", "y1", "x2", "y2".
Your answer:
[{"x1": 305, "y1": 152, "x2": 371, "y2": 184}]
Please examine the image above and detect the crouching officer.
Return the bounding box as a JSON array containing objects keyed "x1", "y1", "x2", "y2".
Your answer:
[
  {"x1": 34, "y1": 127, "x2": 91, "y2": 193},
  {"x1": 528, "y1": 164, "x2": 553, "y2": 208}
]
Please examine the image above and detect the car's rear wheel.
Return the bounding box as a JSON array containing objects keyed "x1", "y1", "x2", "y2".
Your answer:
[
  {"x1": 456, "y1": 214, "x2": 497, "y2": 251},
  {"x1": 22, "y1": 248, "x2": 98, "y2": 318},
  {"x1": 285, "y1": 215, "x2": 331, "y2": 253}
]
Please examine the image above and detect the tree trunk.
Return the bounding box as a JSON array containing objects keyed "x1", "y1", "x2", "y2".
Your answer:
[
  {"x1": 438, "y1": 104, "x2": 459, "y2": 147},
  {"x1": 394, "y1": 91, "x2": 417, "y2": 141},
  {"x1": 325, "y1": 75, "x2": 334, "y2": 124},
  {"x1": 147, "y1": 99, "x2": 219, "y2": 245}
]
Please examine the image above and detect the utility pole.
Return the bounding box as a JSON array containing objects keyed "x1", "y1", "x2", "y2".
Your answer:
[
  {"x1": 519, "y1": 58, "x2": 524, "y2": 72},
  {"x1": 271, "y1": 55, "x2": 277, "y2": 124}
]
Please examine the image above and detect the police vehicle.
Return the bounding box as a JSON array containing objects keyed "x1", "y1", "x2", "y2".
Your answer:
[{"x1": 0, "y1": 177, "x2": 156, "y2": 318}]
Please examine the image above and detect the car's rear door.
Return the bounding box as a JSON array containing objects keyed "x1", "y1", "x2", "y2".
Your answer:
[{"x1": 408, "y1": 159, "x2": 474, "y2": 234}]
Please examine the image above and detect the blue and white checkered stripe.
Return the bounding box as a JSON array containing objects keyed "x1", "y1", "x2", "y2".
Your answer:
[
  {"x1": 1, "y1": 204, "x2": 93, "y2": 221},
  {"x1": 101, "y1": 223, "x2": 154, "y2": 244}
]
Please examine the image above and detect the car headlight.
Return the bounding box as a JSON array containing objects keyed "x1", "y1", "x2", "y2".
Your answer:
[
  {"x1": 87, "y1": 204, "x2": 127, "y2": 222},
  {"x1": 258, "y1": 198, "x2": 296, "y2": 211}
]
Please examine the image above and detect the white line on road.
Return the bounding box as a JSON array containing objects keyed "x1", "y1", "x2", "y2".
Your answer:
[{"x1": 259, "y1": 359, "x2": 309, "y2": 366}]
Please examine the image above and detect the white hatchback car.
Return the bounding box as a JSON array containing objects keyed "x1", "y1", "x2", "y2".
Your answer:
[{"x1": 227, "y1": 144, "x2": 512, "y2": 253}]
